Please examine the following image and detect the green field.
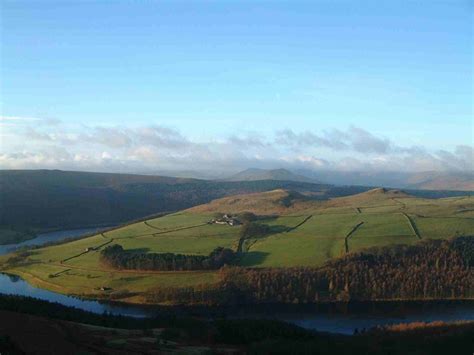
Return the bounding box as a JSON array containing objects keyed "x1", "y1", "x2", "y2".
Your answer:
[{"x1": 1, "y1": 189, "x2": 473, "y2": 304}]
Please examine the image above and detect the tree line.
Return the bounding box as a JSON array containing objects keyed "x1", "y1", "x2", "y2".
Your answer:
[
  {"x1": 146, "y1": 236, "x2": 474, "y2": 305},
  {"x1": 100, "y1": 244, "x2": 237, "y2": 271}
]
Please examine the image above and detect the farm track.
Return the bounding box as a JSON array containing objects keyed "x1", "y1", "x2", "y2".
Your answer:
[
  {"x1": 101, "y1": 223, "x2": 211, "y2": 241},
  {"x1": 50, "y1": 268, "x2": 71, "y2": 277},
  {"x1": 137, "y1": 223, "x2": 209, "y2": 238},
  {"x1": 344, "y1": 222, "x2": 365, "y2": 253},
  {"x1": 236, "y1": 233, "x2": 247, "y2": 253},
  {"x1": 49, "y1": 261, "x2": 214, "y2": 276},
  {"x1": 61, "y1": 238, "x2": 114, "y2": 263},
  {"x1": 9, "y1": 269, "x2": 77, "y2": 291},
  {"x1": 402, "y1": 213, "x2": 422, "y2": 240},
  {"x1": 143, "y1": 221, "x2": 162, "y2": 230}
]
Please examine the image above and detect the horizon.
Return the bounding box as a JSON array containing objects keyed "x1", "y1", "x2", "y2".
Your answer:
[{"x1": 1, "y1": 1, "x2": 472, "y2": 174}]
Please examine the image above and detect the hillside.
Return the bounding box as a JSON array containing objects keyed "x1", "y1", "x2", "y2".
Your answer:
[
  {"x1": 187, "y1": 189, "x2": 317, "y2": 215},
  {"x1": 1, "y1": 187, "x2": 472, "y2": 305},
  {"x1": 0, "y1": 170, "x2": 335, "y2": 244},
  {"x1": 226, "y1": 168, "x2": 319, "y2": 183},
  {"x1": 323, "y1": 188, "x2": 412, "y2": 208},
  {"x1": 0, "y1": 169, "x2": 469, "y2": 245},
  {"x1": 188, "y1": 187, "x2": 413, "y2": 214}
]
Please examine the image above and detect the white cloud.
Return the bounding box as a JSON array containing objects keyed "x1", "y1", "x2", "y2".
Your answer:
[
  {"x1": 1, "y1": 117, "x2": 472, "y2": 174},
  {"x1": 0, "y1": 115, "x2": 40, "y2": 121},
  {"x1": 275, "y1": 126, "x2": 392, "y2": 154}
]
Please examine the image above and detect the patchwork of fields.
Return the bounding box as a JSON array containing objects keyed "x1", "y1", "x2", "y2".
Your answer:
[{"x1": 1, "y1": 189, "x2": 473, "y2": 303}]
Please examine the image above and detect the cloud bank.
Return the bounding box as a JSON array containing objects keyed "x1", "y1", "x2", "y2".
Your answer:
[{"x1": 1, "y1": 116, "x2": 472, "y2": 174}]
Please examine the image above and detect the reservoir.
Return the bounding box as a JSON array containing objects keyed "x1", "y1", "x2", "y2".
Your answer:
[
  {"x1": 0, "y1": 227, "x2": 107, "y2": 256},
  {"x1": 1, "y1": 273, "x2": 473, "y2": 335},
  {"x1": 1, "y1": 229, "x2": 473, "y2": 334}
]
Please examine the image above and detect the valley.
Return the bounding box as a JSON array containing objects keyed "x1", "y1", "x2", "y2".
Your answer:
[{"x1": 1, "y1": 188, "x2": 472, "y2": 305}]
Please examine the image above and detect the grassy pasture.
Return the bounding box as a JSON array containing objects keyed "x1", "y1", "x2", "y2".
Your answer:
[
  {"x1": 10, "y1": 263, "x2": 219, "y2": 299},
  {"x1": 351, "y1": 213, "x2": 413, "y2": 238},
  {"x1": 349, "y1": 235, "x2": 418, "y2": 251},
  {"x1": 293, "y1": 214, "x2": 363, "y2": 238},
  {"x1": 240, "y1": 234, "x2": 346, "y2": 267},
  {"x1": 1, "y1": 189, "x2": 473, "y2": 303},
  {"x1": 412, "y1": 216, "x2": 474, "y2": 239}
]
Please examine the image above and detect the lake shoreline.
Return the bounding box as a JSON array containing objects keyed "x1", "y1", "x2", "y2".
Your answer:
[
  {"x1": 1, "y1": 228, "x2": 473, "y2": 335},
  {"x1": 1, "y1": 271, "x2": 474, "y2": 335}
]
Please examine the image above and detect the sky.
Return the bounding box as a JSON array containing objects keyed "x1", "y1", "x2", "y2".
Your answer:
[{"x1": 0, "y1": 0, "x2": 472, "y2": 174}]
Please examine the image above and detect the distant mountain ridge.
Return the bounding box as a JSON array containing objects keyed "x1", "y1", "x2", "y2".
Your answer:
[
  {"x1": 223, "y1": 168, "x2": 473, "y2": 191},
  {"x1": 295, "y1": 169, "x2": 474, "y2": 192},
  {"x1": 405, "y1": 171, "x2": 474, "y2": 191},
  {"x1": 225, "y1": 168, "x2": 320, "y2": 184}
]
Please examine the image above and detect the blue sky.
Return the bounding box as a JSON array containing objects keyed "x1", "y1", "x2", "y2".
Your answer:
[{"x1": 0, "y1": 1, "x2": 472, "y2": 173}]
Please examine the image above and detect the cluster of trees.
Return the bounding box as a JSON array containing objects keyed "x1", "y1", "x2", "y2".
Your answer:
[
  {"x1": 236, "y1": 218, "x2": 272, "y2": 252},
  {"x1": 146, "y1": 236, "x2": 474, "y2": 305},
  {"x1": 239, "y1": 221, "x2": 271, "y2": 239},
  {"x1": 100, "y1": 244, "x2": 236, "y2": 271}
]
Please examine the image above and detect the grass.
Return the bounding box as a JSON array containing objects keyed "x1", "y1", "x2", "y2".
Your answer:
[
  {"x1": 240, "y1": 234, "x2": 346, "y2": 267},
  {"x1": 351, "y1": 213, "x2": 414, "y2": 238},
  {"x1": 9, "y1": 263, "x2": 219, "y2": 300},
  {"x1": 349, "y1": 235, "x2": 419, "y2": 251},
  {"x1": 1, "y1": 189, "x2": 473, "y2": 303},
  {"x1": 412, "y1": 216, "x2": 474, "y2": 239}
]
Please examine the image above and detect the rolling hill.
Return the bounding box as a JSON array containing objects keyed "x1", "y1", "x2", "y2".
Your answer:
[
  {"x1": 0, "y1": 169, "x2": 469, "y2": 245},
  {"x1": 1, "y1": 187, "x2": 472, "y2": 305},
  {"x1": 0, "y1": 169, "x2": 334, "y2": 244},
  {"x1": 187, "y1": 189, "x2": 315, "y2": 215}
]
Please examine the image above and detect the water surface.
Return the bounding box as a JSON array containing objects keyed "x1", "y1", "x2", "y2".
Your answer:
[
  {"x1": 1, "y1": 228, "x2": 473, "y2": 334},
  {"x1": 1, "y1": 273, "x2": 473, "y2": 334},
  {"x1": 0, "y1": 227, "x2": 105, "y2": 256}
]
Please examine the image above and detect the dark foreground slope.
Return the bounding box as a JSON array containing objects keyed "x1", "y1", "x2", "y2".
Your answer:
[{"x1": 0, "y1": 296, "x2": 473, "y2": 355}]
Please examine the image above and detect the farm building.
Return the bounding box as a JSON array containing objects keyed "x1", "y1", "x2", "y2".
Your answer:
[{"x1": 210, "y1": 214, "x2": 241, "y2": 226}]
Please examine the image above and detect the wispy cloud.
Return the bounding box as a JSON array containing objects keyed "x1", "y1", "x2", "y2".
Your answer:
[
  {"x1": 1, "y1": 117, "x2": 472, "y2": 174},
  {"x1": 275, "y1": 126, "x2": 393, "y2": 154},
  {"x1": 0, "y1": 115, "x2": 40, "y2": 121}
]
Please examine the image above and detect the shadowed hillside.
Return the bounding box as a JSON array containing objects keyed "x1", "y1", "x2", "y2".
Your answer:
[
  {"x1": 0, "y1": 170, "x2": 333, "y2": 244},
  {"x1": 0, "y1": 170, "x2": 470, "y2": 245}
]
